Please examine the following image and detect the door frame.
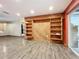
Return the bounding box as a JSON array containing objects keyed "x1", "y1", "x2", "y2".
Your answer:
[
  {"x1": 68, "y1": 6, "x2": 79, "y2": 48},
  {"x1": 64, "y1": 0, "x2": 79, "y2": 47}
]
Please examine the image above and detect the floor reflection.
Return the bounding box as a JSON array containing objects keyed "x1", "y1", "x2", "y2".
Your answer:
[{"x1": 0, "y1": 36, "x2": 78, "y2": 59}]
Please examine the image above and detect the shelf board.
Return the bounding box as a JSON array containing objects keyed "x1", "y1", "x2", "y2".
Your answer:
[
  {"x1": 51, "y1": 21, "x2": 61, "y2": 23},
  {"x1": 26, "y1": 27, "x2": 32, "y2": 28},
  {"x1": 51, "y1": 22, "x2": 61, "y2": 24},
  {"x1": 27, "y1": 25, "x2": 32, "y2": 27},
  {"x1": 51, "y1": 38, "x2": 62, "y2": 40},
  {"x1": 26, "y1": 29, "x2": 32, "y2": 30},
  {"x1": 26, "y1": 30, "x2": 32, "y2": 32},
  {"x1": 51, "y1": 29, "x2": 62, "y2": 31},
  {"x1": 27, "y1": 32, "x2": 32, "y2": 34},
  {"x1": 26, "y1": 34, "x2": 32, "y2": 36},
  {"x1": 51, "y1": 28, "x2": 61, "y2": 30},
  {"x1": 51, "y1": 22, "x2": 61, "y2": 23},
  {"x1": 51, "y1": 33, "x2": 62, "y2": 36},
  {"x1": 27, "y1": 36, "x2": 32, "y2": 38},
  {"x1": 51, "y1": 20, "x2": 61, "y2": 21},
  {"x1": 27, "y1": 37, "x2": 33, "y2": 40},
  {"x1": 26, "y1": 23, "x2": 32, "y2": 25},
  {"x1": 51, "y1": 31, "x2": 61, "y2": 33},
  {"x1": 26, "y1": 24, "x2": 32, "y2": 26},
  {"x1": 51, "y1": 25, "x2": 61, "y2": 27},
  {"x1": 51, "y1": 26, "x2": 61, "y2": 28}
]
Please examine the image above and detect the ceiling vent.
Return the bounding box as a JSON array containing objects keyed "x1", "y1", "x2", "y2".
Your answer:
[
  {"x1": 2, "y1": 10, "x2": 9, "y2": 15},
  {"x1": 0, "y1": 9, "x2": 9, "y2": 15}
]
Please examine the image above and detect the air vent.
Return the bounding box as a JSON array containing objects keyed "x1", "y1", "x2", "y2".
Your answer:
[
  {"x1": 2, "y1": 10, "x2": 9, "y2": 15},
  {"x1": 0, "y1": 9, "x2": 9, "y2": 15}
]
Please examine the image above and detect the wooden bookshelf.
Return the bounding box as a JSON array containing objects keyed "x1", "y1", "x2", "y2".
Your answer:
[
  {"x1": 26, "y1": 21, "x2": 33, "y2": 40},
  {"x1": 50, "y1": 17, "x2": 63, "y2": 41},
  {"x1": 25, "y1": 13, "x2": 63, "y2": 43}
]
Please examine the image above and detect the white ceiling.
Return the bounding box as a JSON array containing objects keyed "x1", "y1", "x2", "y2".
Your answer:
[{"x1": 0, "y1": 0, "x2": 72, "y2": 22}]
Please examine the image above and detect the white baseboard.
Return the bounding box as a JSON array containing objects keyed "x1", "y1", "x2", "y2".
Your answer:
[{"x1": 70, "y1": 48, "x2": 79, "y2": 56}]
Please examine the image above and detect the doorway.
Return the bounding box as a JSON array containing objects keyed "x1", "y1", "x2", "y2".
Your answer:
[{"x1": 32, "y1": 20, "x2": 50, "y2": 41}]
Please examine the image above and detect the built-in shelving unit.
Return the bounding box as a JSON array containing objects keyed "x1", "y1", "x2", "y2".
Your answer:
[
  {"x1": 50, "y1": 18, "x2": 63, "y2": 41},
  {"x1": 26, "y1": 20, "x2": 33, "y2": 40},
  {"x1": 25, "y1": 13, "x2": 63, "y2": 43}
]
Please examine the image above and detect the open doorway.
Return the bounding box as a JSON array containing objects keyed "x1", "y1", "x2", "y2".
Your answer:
[{"x1": 69, "y1": 6, "x2": 79, "y2": 56}]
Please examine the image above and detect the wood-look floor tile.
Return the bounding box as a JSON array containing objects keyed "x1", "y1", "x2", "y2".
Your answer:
[{"x1": 0, "y1": 36, "x2": 79, "y2": 59}]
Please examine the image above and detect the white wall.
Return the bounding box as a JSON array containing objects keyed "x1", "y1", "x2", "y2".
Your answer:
[
  {"x1": 0, "y1": 23, "x2": 8, "y2": 36},
  {"x1": 7, "y1": 22, "x2": 21, "y2": 36},
  {"x1": 0, "y1": 22, "x2": 22, "y2": 36}
]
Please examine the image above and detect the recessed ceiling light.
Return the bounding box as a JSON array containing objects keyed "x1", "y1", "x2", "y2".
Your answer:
[
  {"x1": 49, "y1": 6, "x2": 54, "y2": 11},
  {"x1": 30, "y1": 10, "x2": 35, "y2": 14},
  {"x1": 16, "y1": 0, "x2": 21, "y2": 2},
  {"x1": 0, "y1": 4, "x2": 3, "y2": 8},
  {"x1": 16, "y1": 13, "x2": 20, "y2": 16}
]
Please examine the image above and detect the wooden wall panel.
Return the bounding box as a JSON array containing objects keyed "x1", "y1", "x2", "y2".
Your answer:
[{"x1": 32, "y1": 22, "x2": 50, "y2": 41}]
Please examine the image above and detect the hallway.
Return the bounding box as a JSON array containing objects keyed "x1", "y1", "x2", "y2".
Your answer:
[{"x1": 0, "y1": 36, "x2": 78, "y2": 59}]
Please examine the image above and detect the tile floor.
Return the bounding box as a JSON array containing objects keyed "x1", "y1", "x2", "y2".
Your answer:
[{"x1": 0, "y1": 36, "x2": 79, "y2": 59}]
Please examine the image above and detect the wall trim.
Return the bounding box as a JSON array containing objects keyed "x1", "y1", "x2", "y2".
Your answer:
[
  {"x1": 64, "y1": 0, "x2": 79, "y2": 47},
  {"x1": 70, "y1": 48, "x2": 79, "y2": 56}
]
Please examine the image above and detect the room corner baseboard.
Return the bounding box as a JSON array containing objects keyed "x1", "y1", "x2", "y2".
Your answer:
[{"x1": 70, "y1": 48, "x2": 79, "y2": 56}]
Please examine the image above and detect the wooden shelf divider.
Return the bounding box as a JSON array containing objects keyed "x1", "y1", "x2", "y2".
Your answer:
[
  {"x1": 50, "y1": 17, "x2": 63, "y2": 41},
  {"x1": 25, "y1": 21, "x2": 33, "y2": 40}
]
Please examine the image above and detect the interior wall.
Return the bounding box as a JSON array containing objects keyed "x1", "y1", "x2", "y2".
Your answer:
[
  {"x1": 0, "y1": 23, "x2": 8, "y2": 36},
  {"x1": 7, "y1": 22, "x2": 21, "y2": 36},
  {"x1": 64, "y1": 0, "x2": 79, "y2": 47},
  {"x1": 0, "y1": 22, "x2": 22, "y2": 36}
]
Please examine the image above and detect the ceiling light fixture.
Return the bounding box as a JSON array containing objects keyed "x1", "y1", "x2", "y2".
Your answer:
[
  {"x1": 0, "y1": 4, "x2": 3, "y2": 8},
  {"x1": 30, "y1": 10, "x2": 35, "y2": 14},
  {"x1": 16, "y1": 0, "x2": 21, "y2": 2},
  {"x1": 49, "y1": 6, "x2": 54, "y2": 11},
  {"x1": 16, "y1": 13, "x2": 20, "y2": 16}
]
